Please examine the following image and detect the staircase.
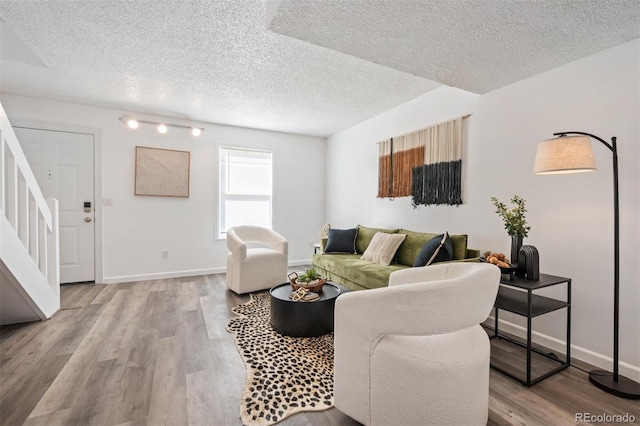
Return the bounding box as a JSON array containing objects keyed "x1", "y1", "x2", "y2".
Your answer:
[{"x1": 0, "y1": 102, "x2": 60, "y2": 325}]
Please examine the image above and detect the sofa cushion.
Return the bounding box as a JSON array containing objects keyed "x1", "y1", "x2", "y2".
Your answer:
[
  {"x1": 395, "y1": 230, "x2": 437, "y2": 266},
  {"x1": 356, "y1": 225, "x2": 399, "y2": 254},
  {"x1": 361, "y1": 232, "x2": 406, "y2": 266},
  {"x1": 313, "y1": 254, "x2": 407, "y2": 290},
  {"x1": 397, "y1": 230, "x2": 469, "y2": 265},
  {"x1": 413, "y1": 232, "x2": 453, "y2": 267},
  {"x1": 449, "y1": 234, "x2": 469, "y2": 260},
  {"x1": 325, "y1": 228, "x2": 358, "y2": 253}
]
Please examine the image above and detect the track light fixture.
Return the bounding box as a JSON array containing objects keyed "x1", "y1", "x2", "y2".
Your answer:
[{"x1": 119, "y1": 115, "x2": 204, "y2": 137}]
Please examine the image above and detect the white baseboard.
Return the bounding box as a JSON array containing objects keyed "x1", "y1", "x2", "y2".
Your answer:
[
  {"x1": 102, "y1": 268, "x2": 226, "y2": 284},
  {"x1": 101, "y1": 260, "x2": 313, "y2": 284},
  {"x1": 485, "y1": 315, "x2": 640, "y2": 382},
  {"x1": 288, "y1": 259, "x2": 313, "y2": 267}
]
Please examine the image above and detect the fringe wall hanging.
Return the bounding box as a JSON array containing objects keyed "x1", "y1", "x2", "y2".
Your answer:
[
  {"x1": 377, "y1": 117, "x2": 464, "y2": 206},
  {"x1": 377, "y1": 133, "x2": 425, "y2": 198}
]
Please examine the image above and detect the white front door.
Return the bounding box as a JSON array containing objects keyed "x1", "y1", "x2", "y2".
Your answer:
[{"x1": 14, "y1": 127, "x2": 95, "y2": 283}]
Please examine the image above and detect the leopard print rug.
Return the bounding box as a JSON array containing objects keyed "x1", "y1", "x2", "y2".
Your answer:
[{"x1": 226, "y1": 291, "x2": 334, "y2": 426}]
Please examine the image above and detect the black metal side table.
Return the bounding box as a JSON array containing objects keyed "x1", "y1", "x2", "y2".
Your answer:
[{"x1": 490, "y1": 273, "x2": 571, "y2": 386}]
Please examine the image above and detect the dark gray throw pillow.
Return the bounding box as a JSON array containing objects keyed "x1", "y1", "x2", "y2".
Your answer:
[
  {"x1": 324, "y1": 228, "x2": 358, "y2": 254},
  {"x1": 413, "y1": 232, "x2": 453, "y2": 267}
]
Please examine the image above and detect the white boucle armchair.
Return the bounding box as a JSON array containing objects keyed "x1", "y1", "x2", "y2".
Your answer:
[
  {"x1": 334, "y1": 262, "x2": 500, "y2": 426},
  {"x1": 226, "y1": 226, "x2": 288, "y2": 294}
]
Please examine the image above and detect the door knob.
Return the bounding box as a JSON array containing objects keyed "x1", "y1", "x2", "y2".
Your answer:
[{"x1": 84, "y1": 217, "x2": 92, "y2": 223}]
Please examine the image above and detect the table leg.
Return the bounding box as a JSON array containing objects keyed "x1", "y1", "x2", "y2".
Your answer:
[
  {"x1": 567, "y1": 279, "x2": 571, "y2": 365},
  {"x1": 527, "y1": 290, "x2": 532, "y2": 386}
]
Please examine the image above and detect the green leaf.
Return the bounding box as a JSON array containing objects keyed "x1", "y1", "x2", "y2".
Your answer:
[{"x1": 491, "y1": 195, "x2": 530, "y2": 237}]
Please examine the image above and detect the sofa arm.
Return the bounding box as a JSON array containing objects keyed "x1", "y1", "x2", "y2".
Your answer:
[
  {"x1": 337, "y1": 263, "x2": 499, "y2": 338},
  {"x1": 388, "y1": 264, "x2": 460, "y2": 287},
  {"x1": 269, "y1": 232, "x2": 288, "y2": 256},
  {"x1": 226, "y1": 229, "x2": 247, "y2": 261},
  {"x1": 252, "y1": 227, "x2": 288, "y2": 256},
  {"x1": 457, "y1": 257, "x2": 481, "y2": 263},
  {"x1": 231, "y1": 226, "x2": 288, "y2": 257},
  {"x1": 466, "y1": 248, "x2": 481, "y2": 258},
  {"x1": 320, "y1": 238, "x2": 327, "y2": 253}
]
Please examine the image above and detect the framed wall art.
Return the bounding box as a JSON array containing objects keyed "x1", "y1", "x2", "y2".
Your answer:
[{"x1": 135, "y1": 146, "x2": 190, "y2": 197}]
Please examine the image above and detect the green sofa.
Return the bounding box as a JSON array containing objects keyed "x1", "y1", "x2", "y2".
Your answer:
[{"x1": 312, "y1": 225, "x2": 481, "y2": 291}]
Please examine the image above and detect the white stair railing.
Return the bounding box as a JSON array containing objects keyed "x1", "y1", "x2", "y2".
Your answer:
[{"x1": 0, "y1": 102, "x2": 59, "y2": 321}]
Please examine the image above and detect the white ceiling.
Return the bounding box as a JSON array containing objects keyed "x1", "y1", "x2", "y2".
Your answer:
[
  {"x1": 268, "y1": 0, "x2": 640, "y2": 94},
  {"x1": 0, "y1": 1, "x2": 638, "y2": 137}
]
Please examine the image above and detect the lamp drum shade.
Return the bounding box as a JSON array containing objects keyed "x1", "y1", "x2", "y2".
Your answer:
[{"x1": 533, "y1": 135, "x2": 596, "y2": 174}]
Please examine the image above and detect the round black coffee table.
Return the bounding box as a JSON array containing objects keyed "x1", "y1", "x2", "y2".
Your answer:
[{"x1": 270, "y1": 282, "x2": 341, "y2": 337}]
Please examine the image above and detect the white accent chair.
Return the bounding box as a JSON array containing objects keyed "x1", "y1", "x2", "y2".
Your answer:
[
  {"x1": 226, "y1": 226, "x2": 288, "y2": 294},
  {"x1": 334, "y1": 262, "x2": 500, "y2": 426}
]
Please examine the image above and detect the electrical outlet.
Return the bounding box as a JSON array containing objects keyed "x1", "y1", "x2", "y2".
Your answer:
[{"x1": 161, "y1": 250, "x2": 169, "y2": 259}]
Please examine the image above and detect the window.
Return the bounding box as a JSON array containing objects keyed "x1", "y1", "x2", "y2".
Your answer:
[{"x1": 218, "y1": 147, "x2": 273, "y2": 238}]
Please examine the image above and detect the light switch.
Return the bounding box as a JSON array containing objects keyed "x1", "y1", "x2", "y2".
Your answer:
[{"x1": 103, "y1": 198, "x2": 114, "y2": 206}]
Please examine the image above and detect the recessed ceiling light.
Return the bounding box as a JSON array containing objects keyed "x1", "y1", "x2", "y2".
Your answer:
[
  {"x1": 127, "y1": 118, "x2": 139, "y2": 129},
  {"x1": 157, "y1": 124, "x2": 168, "y2": 134},
  {"x1": 191, "y1": 127, "x2": 202, "y2": 136}
]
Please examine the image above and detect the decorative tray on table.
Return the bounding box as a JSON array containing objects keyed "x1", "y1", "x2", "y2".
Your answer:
[{"x1": 480, "y1": 252, "x2": 517, "y2": 275}]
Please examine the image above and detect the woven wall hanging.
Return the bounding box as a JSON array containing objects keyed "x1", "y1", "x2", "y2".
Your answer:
[{"x1": 378, "y1": 117, "x2": 464, "y2": 206}]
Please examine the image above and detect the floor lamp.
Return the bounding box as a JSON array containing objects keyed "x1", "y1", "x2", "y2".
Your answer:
[{"x1": 533, "y1": 131, "x2": 640, "y2": 400}]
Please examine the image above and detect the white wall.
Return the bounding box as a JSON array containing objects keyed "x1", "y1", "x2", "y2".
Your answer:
[
  {"x1": 325, "y1": 85, "x2": 481, "y2": 231},
  {"x1": 326, "y1": 39, "x2": 640, "y2": 378},
  {"x1": 0, "y1": 95, "x2": 326, "y2": 283}
]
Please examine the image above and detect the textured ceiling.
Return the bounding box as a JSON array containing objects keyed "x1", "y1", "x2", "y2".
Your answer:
[
  {"x1": 0, "y1": 1, "x2": 638, "y2": 137},
  {"x1": 268, "y1": 0, "x2": 640, "y2": 94},
  {"x1": 0, "y1": 0, "x2": 440, "y2": 137}
]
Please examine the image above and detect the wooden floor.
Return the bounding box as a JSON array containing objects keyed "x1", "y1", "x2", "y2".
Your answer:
[{"x1": 1, "y1": 271, "x2": 638, "y2": 426}]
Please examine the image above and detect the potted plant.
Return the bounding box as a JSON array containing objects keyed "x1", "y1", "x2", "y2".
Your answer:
[
  {"x1": 491, "y1": 195, "x2": 531, "y2": 263},
  {"x1": 289, "y1": 268, "x2": 326, "y2": 293}
]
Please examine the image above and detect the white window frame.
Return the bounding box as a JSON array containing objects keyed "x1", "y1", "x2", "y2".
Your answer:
[{"x1": 217, "y1": 146, "x2": 273, "y2": 239}]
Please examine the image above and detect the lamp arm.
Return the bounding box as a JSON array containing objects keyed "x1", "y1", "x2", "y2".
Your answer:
[
  {"x1": 553, "y1": 131, "x2": 614, "y2": 152},
  {"x1": 555, "y1": 131, "x2": 623, "y2": 386}
]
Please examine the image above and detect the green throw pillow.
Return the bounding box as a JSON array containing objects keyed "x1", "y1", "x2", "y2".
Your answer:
[{"x1": 448, "y1": 234, "x2": 469, "y2": 260}]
